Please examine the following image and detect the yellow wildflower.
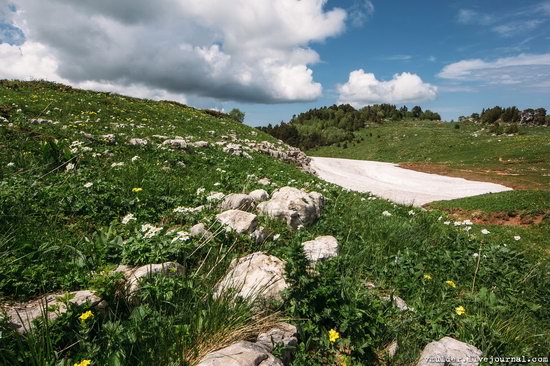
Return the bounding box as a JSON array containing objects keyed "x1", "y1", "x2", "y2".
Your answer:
[
  {"x1": 73, "y1": 359, "x2": 91, "y2": 366},
  {"x1": 328, "y1": 328, "x2": 340, "y2": 343},
  {"x1": 79, "y1": 310, "x2": 94, "y2": 322},
  {"x1": 132, "y1": 187, "x2": 143, "y2": 193},
  {"x1": 423, "y1": 274, "x2": 432, "y2": 281},
  {"x1": 445, "y1": 280, "x2": 457, "y2": 288},
  {"x1": 455, "y1": 306, "x2": 466, "y2": 316}
]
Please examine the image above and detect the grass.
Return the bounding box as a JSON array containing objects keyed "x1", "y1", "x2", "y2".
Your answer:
[{"x1": 0, "y1": 81, "x2": 548, "y2": 365}]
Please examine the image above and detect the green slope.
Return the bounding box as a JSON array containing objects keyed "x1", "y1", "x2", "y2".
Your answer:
[{"x1": 0, "y1": 81, "x2": 548, "y2": 365}]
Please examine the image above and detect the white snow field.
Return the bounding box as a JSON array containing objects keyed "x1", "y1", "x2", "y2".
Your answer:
[{"x1": 310, "y1": 157, "x2": 512, "y2": 206}]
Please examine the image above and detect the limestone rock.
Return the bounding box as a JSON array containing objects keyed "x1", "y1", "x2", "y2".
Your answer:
[
  {"x1": 216, "y1": 210, "x2": 258, "y2": 234},
  {"x1": 220, "y1": 193, "x2": 255, "y2": 211},
  {"x1": 197, "y1": 341, "x2": 283, "y2": 366},
  {"x1": 302, "y1": 236, "x2": 338, "y2": 263},
  {"x1": 162, "y1": 139, "x2": 188, "y2": 149},
  {"x1": 214, "y1": 252, "x2": 287, "y2": 302},
  {"x1": 116, "y1": 262, "x2": 184, "y2": 301},
  {"x1": 3, "y1": 290, "x2": 104, "y2": 334},
  {"x1": 128, "y1": 138, "x2": 148, "y2": 146},
  {"x1": 416, "y1": 337, "x2": 482, "y2": 366},
  {"x1": 251, "y1": 226, "x2": 269, "y2": 244},
  {"x1": 190, "y1": 223, "x2": 213, "y2": 240},
  {"x1": 191, "y1": 141, "x2": 209, "y2": 148},
  {"x1": 249, "y1": 189, "x2": 270, "y2": 203},
  {"x1": 258, "y1": 178, "x2": 271, "y2": 186},
  {"x1": 257, "y1": 187, "x2": 324, "y2": 229},
  {"x1": 382, "y1": 295, "x2": 414, "y2": 312},
  {"x1": 257, "y1": 323, "x2": 298, "y2": 363}
]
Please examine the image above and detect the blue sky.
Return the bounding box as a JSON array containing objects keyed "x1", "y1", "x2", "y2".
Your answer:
[
  {"x1": 228, "y1": 0, "x2": 550, "y2": 124},
  {"x1": 1, "y1": 0, "x2": 549, "y2": 124}
]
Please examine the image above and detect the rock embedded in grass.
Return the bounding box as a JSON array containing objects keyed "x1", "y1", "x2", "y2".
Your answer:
[
  {"x1": 197, "y1": 341, "x2": 283, "y2": 366},
  {"x1": 128, "y1": 137, "x2": 148, "y2": 146},
  {"x1": 249, "y1": 189, "x2": 270, "y2": 203},
  {"x1": 115, "y1": 262, "x2": 184, "y2": 302},
  {"x1": 416, "y1": 337, "x2": 482, "y2": 366},
  {"x1": 214, "y1": 252, "x2": 288, "y2": 302},
  {"x1": 190, "y1": 223, "x2": 213, "y2": 239},
  {"x1": 257, "y1": 187, "x2": 324, "y2": 229},
  {"x1": 220, "y1": 193, "x2": 255, "y2": 212},
  {"x1": 216, "y1": 209, "x2": 258, "y2": 234},
  {"x1": 162, "y1": 138, "x2": 188, "y2": 149},
  {"x1": 257, "y1": 178, "x2": 271, "y2": 186},
  {"x1": 256, "y1": 323, "x2": 298, "y2": 363},
  {"x1": 302, "y1": 235, "x2": 339, "y2": 263},
  {"x1": 4, "y1": 290, "x2": 105, "y2": 334}
]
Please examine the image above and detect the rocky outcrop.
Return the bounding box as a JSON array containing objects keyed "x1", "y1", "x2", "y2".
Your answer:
[
  {"x1": 220, "y1": 194, "x2": 255, "y2": 212},
  {"x1": 115, "y1": 262, "x2": 184, "y2": 302},
  {"x1": 216, "y1": 210, "x2": 258, "y2": 234},
  {"x1": 257, "y1": 323, "x2": 298, "y2": 364},
  {"x1": 416, "y1": 337, "x2": 482, "y2": 366},
  {"x1": 3, "y1": 290, "x2": 105, "y2": 334},
  {"x1": 257, "y1": 187, "x2": 324, "y2": 229},
  {"x1": 162, "y1": 139, "x2": 188, "y2": 149},
  {"x1": 302, "y1": 236, "x2": 338, "y2": 263},
  {"x1": 197, "y1": 341, "x2": 283, "y2": 366},
  {"x1": 128, "y1": 138, "x2": 148, "y2": 146},
  {"x1": 214, "y1": 252, "x2": 287, "y2": 302}
]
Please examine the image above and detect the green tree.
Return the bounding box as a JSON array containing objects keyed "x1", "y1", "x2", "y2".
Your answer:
[{"x1": 228, "y1": 108, "x2": 245, "y2": 123}]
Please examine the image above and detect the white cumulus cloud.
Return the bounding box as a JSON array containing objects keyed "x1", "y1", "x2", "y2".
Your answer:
[
  {"x1": 0, "y1": 0, "x2": 348, "y2": 103},
  {"x1": 337, "y1": 69, "x2": 438, "y2": 106}
]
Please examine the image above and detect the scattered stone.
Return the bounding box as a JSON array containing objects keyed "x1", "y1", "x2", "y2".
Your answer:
[
  {"x1": 197, "y1": 341, "x2": 283, "y2": 366},
  {"x1": 384, "y1": 340, "x2": 398, "y2": 359},
  {"x1": 190, "y1": 223, "x2": 214, "y2": 240},
  {"x1": 216, "y1": 210, "x2": 258, "y2": 234},
  {"x1": 257, "y1": 187, "x2": 324, "y2": 229},
  {"x1": 162, "y1": 139, "x2": 188, "y2": 149},
  {"x1": 128, "y1": 138, "x2": 148, "y2": 146},
  {"x1": 220, "y1": 193, "x2": 255, "y2": 211},
  {"x1": 3, "y1": 290, "x2": 105, "y2": 334},
  {"x1": 416, "y1": 337, "x2": 482, "y2": 366},
  {"x1": 223, "y1": 143, "x2": 244, "y2": 156},
  {"x1": 257, "y1": 323, "x2": 298, "y2": 363},
  {"x1": 249, "y1": 189, "x2": 270, "y2": 203},
  {"x1": 191, "y1": 141, "x2": 209, "y2": 148},
  {"x1": 115, "y1": 262, "x2": 184, "y2": 302},
  {"x1": 302, "y1": 236, "x2": 338, "y2": 263},
  {"x1": 258, "y1": 178, "x2": 271, "y2": 186},
  {"x1": 382, "y1": 295, "x2": 414, "y2": 312},
  {"x1": 214, "y1": 252, "x2": 287, "y2": 302}
]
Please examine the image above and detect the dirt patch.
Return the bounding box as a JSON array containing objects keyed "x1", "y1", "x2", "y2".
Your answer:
[
  {"x1": 399, "y1": 162, "x2": 541, "y2": 190},
  {"x1": 436, "y1": 208, "x2": 546, "y2": 227}
]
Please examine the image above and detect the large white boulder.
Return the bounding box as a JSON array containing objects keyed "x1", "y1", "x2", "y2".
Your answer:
[
  {"x1": 416, "y1": 337, "x2": 482, "y2": 366},
  {"x1": 197, "y1": 341, "x2": 283, "y2": 366},
  {"x1": 302, "y1": 236, "x2": 338, "y2": 263},
  {"x1": 3, "y1": 290, "x2": 105, "y2": 334},
  {"x1": 220, "y1": 193, "x2": 255, "y2": 211},
  {"x1": 214, "y1": 252, "x2": 288, "y2": 302},
  {"x1": 216, "y1": 210, "x2": 258, "y2": 234},
  {"x1": 257, "y1": 187, "x2": 324, "y2": 229}
]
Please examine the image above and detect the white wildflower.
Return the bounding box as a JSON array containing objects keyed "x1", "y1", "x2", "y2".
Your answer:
[
  {"x1": 463, "y1": 219, "x2": 473, "y2": 226},
  {"x1": 514, "y1": 235, "x2": 521, "y2": 241},
  {"x1": 131, "y1": 155, "x2": 140, "y2": 162},
  {"x1": 83, "y1": 182, "x2": 93, "y2": 188},
  {"x1": 111, "y1": 162, "x2": 125, "y2": 168},
  {"x1": 121, "y1": 213, "x2": 136, "y2": 224},
  {"x1": 472, "y1": 253, "x2": 479, "y2": 258},
  {"x1": 481, "y1": 229, "x2": 490, "y2": 235},
  {"x1": 65, "y1": 163, "x2": 75, "y2": 171},
  {"x1": 141, "y1": 224, "x2": 162, "y2": 238},
  {"x1": 206, "y1": 192, "x2": 225, "y2": 202},
  {"x1": 172, "y1": 231, "x2": 191, "y2": 243},
  {"x1": 443, "y1": 221, "x2": 451, "y2": 225},
  {"x1": 408, "y1": 210, "x2": 416, "y2": 216},
  {"x1": 196, "y1": 187, "x2": 206, "y2": 195},
  {"x1": 7, "y1": 162, "x2": 15, "y2": 167},
  {"x1": 273, "y1": 234, "x2": 281, "y2": 241},
  {"x1": 382, "y1": 211, "x2": 392, "y2": 217}
]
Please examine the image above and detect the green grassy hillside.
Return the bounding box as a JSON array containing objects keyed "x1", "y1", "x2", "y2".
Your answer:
[{"x1": 0, "y1": 82, "x2": 548, "y2": 365}]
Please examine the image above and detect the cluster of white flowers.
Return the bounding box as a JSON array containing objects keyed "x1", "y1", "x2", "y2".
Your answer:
[
  {"x1": 121, "y1": 213, "x2": 136, "y2": 224},
  {"x1": 6, "y1": 162, "x2": 15, "y2": 168},
  {"x1": 408, "y1": 210, "x2": 416, "y2": 216},
  {"x1": 131, "y1": 155, "x2": 140, "y2": 162},
  {"x1": 171, "y1": 231, "x2": 191, "y2": 243},
  {"x1": 141, "y1": 224, "x2": 163, "y2": 238},
  {"x1": 481, "y1": 228, "x2": 490, "y2": 235},
  {"x1": 513, "y1": 235, "x2": 521, "y2": 241},
  {"x1": 111, "y1": 162, "x2": 125, "y2": 168},
  {"x1": 173, "y1": 206, "x2": 203, "y2": 214},
  {"x1": 382, "y1": 211, "x2": 392, "y2": 217},
  {"x1": 83, "y1": 182, "x2": 93, "y2": 188},
  {"x1": 196, "y1": 187, "x2": 206, "y2": 195},
  {"x1": 206, "y1": 192, "x2": 225, "y2": 202},
  {"x1": 65, "y1": 162, "x2": 75, "y2": 172}
]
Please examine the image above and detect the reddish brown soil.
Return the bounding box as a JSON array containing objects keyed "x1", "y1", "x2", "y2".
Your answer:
[{"x1": 436, "y1": 208, "x2": 545, "y2": 227}]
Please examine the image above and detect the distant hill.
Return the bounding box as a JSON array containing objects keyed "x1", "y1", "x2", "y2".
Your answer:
[{"x1": 258, "y1": 104, "x2": 441, "y2": 150}]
